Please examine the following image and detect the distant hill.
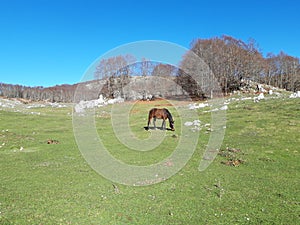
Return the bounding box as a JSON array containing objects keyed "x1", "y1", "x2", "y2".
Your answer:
[
  {"x1": 0, "y1": 75, "x2": 297, "y2": 103},
  {"x1": 1, "y1": 76, "x2": 188, "y2": 103}
]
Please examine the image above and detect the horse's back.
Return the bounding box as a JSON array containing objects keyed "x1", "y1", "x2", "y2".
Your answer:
[
  {"x1": 149, "y1": 108, "x2": 157, "y2": 115},
  {"x1": 149, "y1": 108, "x2": 166, "y2": 119}
]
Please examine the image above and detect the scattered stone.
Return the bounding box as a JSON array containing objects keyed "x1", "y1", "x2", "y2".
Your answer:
[
  {"x1": 74, "y1": 94, "x2": 124, "y2": 113},
  {"x1": 188, "y1": 102, "x2": 209, "y2": 109},
  {"x1": 220, "y1": 105, "x2": 228, "y2": 110},
  {"x1": 254, "y1": 93, "x2": 265, "y2": 102},
  {"x1": 289, "y1": 91, "x2": 300, "y2": 98},
  {"x1": 184, "y1": 121, "x2": 193, "y2": 126},
  {"x1": 184, "y1": 119, "x2": 202, "y2": 132}
]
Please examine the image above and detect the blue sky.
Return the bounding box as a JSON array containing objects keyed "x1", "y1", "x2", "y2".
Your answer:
[{"x1": 0, "y1": 0, "x2": 299, "y2": 87}]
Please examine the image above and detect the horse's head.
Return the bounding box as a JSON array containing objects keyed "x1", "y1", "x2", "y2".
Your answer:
[
  {"x1": 164, "y1": 108, "x2": 175, "y2": 131},
  {"x1": 170, "y1": 119, "x2": 175, "y2": 131}
]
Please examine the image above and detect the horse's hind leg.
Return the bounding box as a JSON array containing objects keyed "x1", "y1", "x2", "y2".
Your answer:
[
  {"x1": 153, "y1": 117, "x2": 156, "y2": 129},
  {"x1": 147, "y1": 110, "x2": 153, "y2": 130},
  {"x1": 147, "y1": 117, "x2": 151, "y2": 129}
]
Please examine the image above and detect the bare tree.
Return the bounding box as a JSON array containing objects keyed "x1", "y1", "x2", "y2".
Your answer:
[{"x1": 186, "y1": 35, "x2": 266, "y2": 94}]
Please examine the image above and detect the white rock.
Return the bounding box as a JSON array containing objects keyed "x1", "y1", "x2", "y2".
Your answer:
[
  {"x1": 188, "y1": 102, "x2": 209, "y2": 109},
  {"x1": 254, "y1": 93, "x2": 264, "y2": 102},
  {"x1": 220, "y1": 105, "x2": 228, "y2": 110},
  {"x1": 193, "y1": 120, "x2": 201, "y2": 126},
  {"x1": 184, "y1": 121, "x2": 194, "y2": 126},
  {"x1": 74, "y1": 95, "x2": 124, "y2": 113},
  {"x1": 289, "y1": 91, "x2": 300, "y2": 98}
]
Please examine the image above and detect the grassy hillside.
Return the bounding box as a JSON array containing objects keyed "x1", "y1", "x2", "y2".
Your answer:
[{"x1": 0, "y1": 96, "x2": 299, "y2": 224}]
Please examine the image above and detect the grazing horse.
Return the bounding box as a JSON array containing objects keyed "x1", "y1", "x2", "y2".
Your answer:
[{"x1": 146, "y1": 108, "x2": 175, "y2": 131}]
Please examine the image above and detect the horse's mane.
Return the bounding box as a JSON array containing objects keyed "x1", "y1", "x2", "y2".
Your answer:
[{"x1": 164, "y1": 108, "x2": 174, "y2": 122}]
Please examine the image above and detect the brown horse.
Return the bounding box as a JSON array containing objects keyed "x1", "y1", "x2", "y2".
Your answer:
[{"x1": 146, "y1": 108, "x2": 175, "y2": 131}]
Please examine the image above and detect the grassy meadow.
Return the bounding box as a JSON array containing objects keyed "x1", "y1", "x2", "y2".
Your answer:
[{"x1": 0, "y1": 96, "x2": 299, "y2": 224}]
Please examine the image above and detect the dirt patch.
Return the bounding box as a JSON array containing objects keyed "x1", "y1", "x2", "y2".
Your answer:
[
  {"x1": 47, "y1": 139, "x2": 59, "y2": 144},
  {"x1": 130, "y1": 109, "x2": 141, "y2": 114},
  {"x1": 154, "y1": 103, "x2": 173, "y2": 107},
  {"x1": 218, "y1": 147, "x2": 246, "y2": 167}
]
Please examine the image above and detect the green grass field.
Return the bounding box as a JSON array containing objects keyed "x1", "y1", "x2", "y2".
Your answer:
[{"x1": 0, "y1": 96, "x2": 299, "y2": 224}]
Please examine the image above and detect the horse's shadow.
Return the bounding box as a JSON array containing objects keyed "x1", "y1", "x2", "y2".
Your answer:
[{"x1": 144, "y1": 126, "x2": 173, "y2": 131}]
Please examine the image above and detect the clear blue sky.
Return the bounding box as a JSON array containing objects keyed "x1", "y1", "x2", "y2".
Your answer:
[{"x1": 1, "y1": 0, "x2": 299, "y2": 87}]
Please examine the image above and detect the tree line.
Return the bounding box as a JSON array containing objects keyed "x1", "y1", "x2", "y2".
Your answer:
[
  {"x1": 1, "y1": 35, "x2": 299, "y2": 102},
  {"x1": 186, "y1": 35, "x2": 300, "y2": 94},
  {"x1": 93, "y1": 35, "x2": 300, "y2": 99},
  {"x1": 0, "y1": 83, "x2": 78, "y2": 102}
]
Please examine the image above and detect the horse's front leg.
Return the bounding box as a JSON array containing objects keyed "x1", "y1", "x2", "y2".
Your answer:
[
  {"x1": 161, "y1": 119, "x2": 165, "y2": 130},
  {"x1": 153, "y1": 117, "x2": 156, "y2": 129}
]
